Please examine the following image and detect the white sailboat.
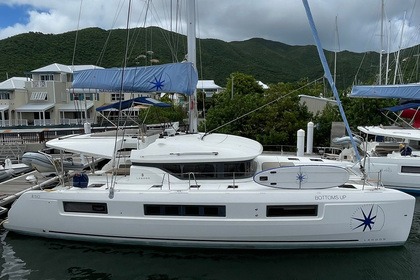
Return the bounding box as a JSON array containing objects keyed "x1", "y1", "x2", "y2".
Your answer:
[
  {"x1": 350, "y1": 77, "x2": 420, "y2": 194},
  {"x1": 3, "y1": 1, "x2": 415, "y2": 249}
]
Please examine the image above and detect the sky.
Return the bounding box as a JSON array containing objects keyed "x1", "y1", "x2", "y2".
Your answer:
[{"x1": 0, "y1": 0, "x2": 418, "y2": 54}]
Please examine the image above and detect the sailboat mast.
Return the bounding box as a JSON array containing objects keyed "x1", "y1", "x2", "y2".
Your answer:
[
  {"x1": 187, "y1": 0, "x2": 198, "y2": 133},
  {"x1": 379, "y1": 0, "x2": 384, "y2": 85},
  {"x1": 393, "y1": 11, "x2": 406, "y2": 84},
  {"x1": 334, "y1": 15, "x2": 339, "y2": 86}
]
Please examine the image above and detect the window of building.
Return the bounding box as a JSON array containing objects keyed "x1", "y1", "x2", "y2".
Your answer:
[
  {"x1": 40, "y1": 74, "x2": 54, "y2": 81},
  {"x1": 0, "y1": 91, "x2": 10, "y2": 100},
  {"x1": 30, "y1": 92, "x2": 47, "y2": 100},
  {"x1": 111, "y1": 93, "x2": 123, "y2": 101},
  {"x1": 70, "y1": 92, "x2": 99, "y2": 101}
]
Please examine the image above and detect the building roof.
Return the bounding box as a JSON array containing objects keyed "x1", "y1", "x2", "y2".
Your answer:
[
  {"x1": 15, "y1": 103, "x2": 55, "y2": 112},
  {"x1": 58, "y1": 101, "x2": 94, "y2": 112},
  {"x1": 258, "y1": 81, "x2": 269, "y2": 89},
  {"x1": 31, "y1": 63, "x2": 104, "y2": 74},
  {"x1": 197, "y1": 80, "x2": 222, "y2": 90},
  {"x1": 0, "y1": 77, "x2": 30, "y2": 90}
]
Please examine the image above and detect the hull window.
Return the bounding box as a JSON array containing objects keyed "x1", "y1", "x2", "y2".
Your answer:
[
  {"x1": 63, "y1": 202, "x2": 108, "y2": 214},
  {"x1": 267, "y1": 205, "x2": 318, "y2": 217},
  {"x1": 401, "y1": 166, "x2": 420, "y2": 174},
  {"x1": 144, "y1": 204, "x2": 226, "y2": 217}
]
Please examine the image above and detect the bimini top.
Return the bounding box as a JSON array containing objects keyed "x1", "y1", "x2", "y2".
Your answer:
[
  {"x1": 72, "y1": 62, "x2": 198, "y2": 96},
  {"x1": 380, "y1": 102, "x2": 420, "y2": 112},
  {"x1": 358, "y1": 126, "x2": 420, "y2": 141},
  {"x1": 96, "y1": 97, "x2": 171, "y2": 111},
  {"x1": 350, "y1": 83, "x2": 420, "y2": 100}
]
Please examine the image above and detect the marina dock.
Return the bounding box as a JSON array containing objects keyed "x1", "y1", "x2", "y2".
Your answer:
[{"x1": 0, "y1": 170, "x2": 62, "y2": 215}]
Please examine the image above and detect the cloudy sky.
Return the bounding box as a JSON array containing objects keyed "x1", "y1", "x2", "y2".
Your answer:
[{"x1": 0, "y1": 0, "x2": 418, "y2": 53}]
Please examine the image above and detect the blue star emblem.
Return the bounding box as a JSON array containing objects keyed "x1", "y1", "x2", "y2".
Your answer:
[
  {"x1": 352, "y1": 205, "x2": 376, "y2": 231},
  {"x1": 296, "y1": 172, "x2": 307, "y2": 183},
  {"x1": 149, "y1": 75, "x2": 165, "y2": 91}
]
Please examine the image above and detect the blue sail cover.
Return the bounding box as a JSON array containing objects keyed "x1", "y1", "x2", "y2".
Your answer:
[
  {"x1": 73, "y1": 62, "x2": 198, "y2": 96},
  {"x1": 96, "y1": 97, "x2": 171, "y2": 112},
  {"x1": 350, "y1": 84, "x2": 420, "y2": 100}
]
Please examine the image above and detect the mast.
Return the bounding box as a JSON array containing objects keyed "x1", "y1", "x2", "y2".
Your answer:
[
  {"x1": 187, "y1": 0, "x2": 198, "y2": 133},
  {"x1": 393, "y1": 11, "x2": 407, "y2": 84},
  {"x1": 385, "y1": 20, "x2": 391, "y2": 85},
  {"x1": 379, "y1": 0, "x2": 384, "y2": 85},
  {"x1": 334, "y1": 15, "x2": 340, "y2": 86}
]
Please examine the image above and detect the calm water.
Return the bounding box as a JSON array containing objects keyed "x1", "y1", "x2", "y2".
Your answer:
[{"x1": 1, "y1": 199, "x2": 420, "y2": 280}]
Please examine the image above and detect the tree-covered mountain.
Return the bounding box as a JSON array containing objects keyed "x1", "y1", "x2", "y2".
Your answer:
[{"x1": 0, "y1": 26, "x2": 417, "y2": 89}]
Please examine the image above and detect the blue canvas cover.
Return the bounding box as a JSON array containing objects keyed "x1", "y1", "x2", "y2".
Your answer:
[
  {"x1": 73, "y1": 62, "x2": 198, "y2": 96},
  {"x1": 380, "y1": 102, "x2": 420, "y2": 112},
  {"x1": 96, "y1": 97, "x2": 171, "y2": 112},
  {"x1": 350, "y1": 84, "x2": 420, "y2": 100}
]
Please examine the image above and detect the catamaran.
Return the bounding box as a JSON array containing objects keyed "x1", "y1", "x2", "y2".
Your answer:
[{"x1": 3, "y1": 0, "x2": 415, "y2": 249}]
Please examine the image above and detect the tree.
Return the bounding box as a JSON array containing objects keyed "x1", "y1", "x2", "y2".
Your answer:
[
  {"x1": 137, "y1": 96, "x2": 187, "y2": 127},
  {"x1": 201, "y1": 73, "x2": 316, "y2": 148}
]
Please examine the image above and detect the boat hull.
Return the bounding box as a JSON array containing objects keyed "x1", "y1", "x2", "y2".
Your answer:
[{"x1": 4, "y1": 186, "x2": 415, "y2": 249}]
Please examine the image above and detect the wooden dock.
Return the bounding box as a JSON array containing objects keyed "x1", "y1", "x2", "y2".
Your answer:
[{"x1": 0, "y1": 170, "x2": 62, "y2": 215}]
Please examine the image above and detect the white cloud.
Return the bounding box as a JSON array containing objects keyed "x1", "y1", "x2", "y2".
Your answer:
[{"x1": 0, "y1": 0, "x2": 418, "y2": 53}]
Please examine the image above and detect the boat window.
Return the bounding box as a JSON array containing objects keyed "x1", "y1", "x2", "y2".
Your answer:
[
  {"x1": 401, "y1": 166, "x2": 420, "y2": 174},
  {"x1": 144, "y1": 204, "x2": 226, "y2": 217},
  {"x1": 63, "y1": 202, "x2": 108, "y2": 214},
  {"x1": 266, "y1": 205, "x2": 318, "y2": 217},
  {"x1": 134, "y1": 160, "x2": 255, "y2": 180}
]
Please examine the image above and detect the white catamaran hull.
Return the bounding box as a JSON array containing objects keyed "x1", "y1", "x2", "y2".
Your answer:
[{"x1": 4, "y1": 181, "x2": 414, "y2": 249}]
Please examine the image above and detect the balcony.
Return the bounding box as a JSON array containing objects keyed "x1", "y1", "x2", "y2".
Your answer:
[{"x1": 31, "y1": 81, "x2": 47, "y2": 88}]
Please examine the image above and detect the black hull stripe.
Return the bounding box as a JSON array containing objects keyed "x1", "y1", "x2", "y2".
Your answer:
[{"x1": 49, "y1": 230, "x2": 358, "y2": 243}]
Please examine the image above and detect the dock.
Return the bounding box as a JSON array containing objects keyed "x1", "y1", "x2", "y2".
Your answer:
[{"x1": 0, "y1": 170, "x2": 63, "y2": 215}]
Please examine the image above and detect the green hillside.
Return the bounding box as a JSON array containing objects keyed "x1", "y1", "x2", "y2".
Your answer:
[{"x1": 0, "y1": 27, "x2": 417, "y2": 89}]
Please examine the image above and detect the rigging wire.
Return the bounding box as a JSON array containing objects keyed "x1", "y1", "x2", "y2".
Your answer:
[
  {"x1": 96, "y1": 0, "x2": 126, "y2": 66},
  {"x1": 203, "y1": 77, "x2": 325, "y2": 137},
  {"x1": 109, "y1": 0, "x2": 133, "y2": 198}
]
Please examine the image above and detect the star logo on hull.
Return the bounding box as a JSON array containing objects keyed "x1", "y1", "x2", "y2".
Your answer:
[{"x1": 350, "y1": 204, "x2": 385, "y2": 232}]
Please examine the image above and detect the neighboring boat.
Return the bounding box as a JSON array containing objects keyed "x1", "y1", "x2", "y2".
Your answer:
[
  {"x1": 349, "y1": 84, "x2": 420, "y2": 194},
  {"x1": 0, "y1": 158, "x2": 32, "y2": 180},
  {"x1": 3, "y1": 0, "x2": 415, "y2": 249},
  {"x1": 332, "y1": 135, "x2": 363, "y2": 147},
  {"x1": 21, "y1": 152, "x2": 87, "y2": 174},
  {"x1": 345, "y1": 125, "x2": 420, "y2": 194}
]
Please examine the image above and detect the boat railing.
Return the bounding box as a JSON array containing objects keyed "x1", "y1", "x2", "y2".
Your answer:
[
  {"x1": 365, "y1": 170, "x2": 384, "y2": 189},
  {"x1": 188, "y1": 172, "x2": 200, "y2": 189},
  {"x1": 152, "y1": 171, "x2": 245, "y2": 191}
]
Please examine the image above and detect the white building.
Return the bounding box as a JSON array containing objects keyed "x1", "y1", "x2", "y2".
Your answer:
[
  {"x1": 197, "y1": 80, "x2": 223, "y2": 98},
  {"x1": 0, "y1": 63, "x2": 223, "y2": 127},
  {"x1": 0, "y1": 77, "x2": 29, "y2": 126}
]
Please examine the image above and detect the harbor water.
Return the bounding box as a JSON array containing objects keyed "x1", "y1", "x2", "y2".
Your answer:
[{"x1": 0, "y1": 198, "x2": 420, "y2": 280}]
